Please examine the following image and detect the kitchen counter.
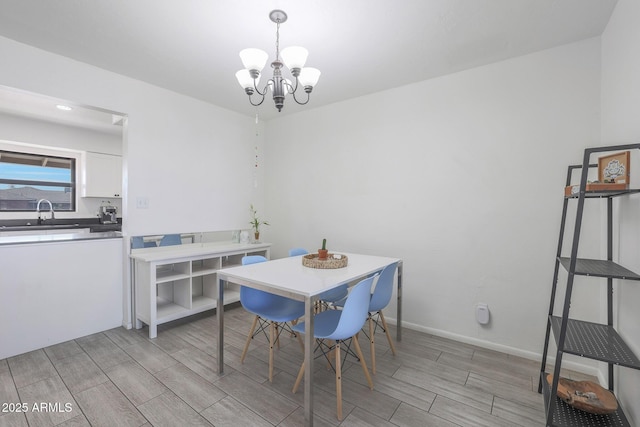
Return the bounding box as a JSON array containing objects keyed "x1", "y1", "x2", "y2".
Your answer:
[
  {"x1": 0, "y1": 234, "x2": 123, "y2": 359},
  {"x1": 0, "y1": 230, "x2": 122, "y2": 246},
  {"x1": 0, "y1": 217, "x2": 122, "y2": 233}
]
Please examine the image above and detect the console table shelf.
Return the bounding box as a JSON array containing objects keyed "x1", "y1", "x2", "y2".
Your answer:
[{"x1": 132, "y1": 241, "x2": 270, "y2": 338}]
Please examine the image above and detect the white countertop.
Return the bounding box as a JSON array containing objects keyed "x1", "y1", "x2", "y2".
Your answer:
[
  {"x1": 130, "y1": 241, "x2": 272, "y2": 262},
  {"x1": 0, "y1": 231, "x2": 122, "y2": 246}
]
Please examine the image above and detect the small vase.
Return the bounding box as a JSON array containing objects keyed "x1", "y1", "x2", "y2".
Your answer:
[
  {"x1": 254, "y1": 232, "x2": 260, "y2": 242},
  {"x1": 318, "y1": 249, "x2": 329, "y2": 260}
]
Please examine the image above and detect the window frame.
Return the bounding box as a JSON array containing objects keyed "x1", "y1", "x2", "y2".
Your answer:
[{"x1": 0, "y1": 144, "x2": 79, "y2": 213}]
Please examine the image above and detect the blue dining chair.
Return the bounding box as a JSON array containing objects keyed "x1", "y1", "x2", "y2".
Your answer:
[
  {"x1": 291, "y1": 275, "x2": 375, "y2": 421},
  {"x1": 288, "y1": 248, "x2": 349, "y2": 310},
  {"x1": 159, "y1": 234, "x2": 182, "y2": 246},
  {"x1": 240, "y1": 255, "x2": 305, "y2": 382},
  {"x1": 131, "y1": 236, "x2": 156, "y2": 248},
  {"x1": 365, "y1": 262, "x2": 399, "y2": 374},
  {"x1": 333, "y1": 261, "x2": 398, "y2": 374}
]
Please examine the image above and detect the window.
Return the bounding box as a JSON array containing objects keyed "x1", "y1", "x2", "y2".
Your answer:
[{"x1": 0, "y1": 150, "x2": 76, "y2": 211}]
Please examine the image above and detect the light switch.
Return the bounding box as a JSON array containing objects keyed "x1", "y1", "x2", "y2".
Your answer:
[{"x1": 136, "y1": 197, "x2": 149, "y2": 209}]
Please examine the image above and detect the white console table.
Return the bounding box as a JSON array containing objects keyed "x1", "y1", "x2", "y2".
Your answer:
[{"x1": 131, "y1": 241, "x2": 271, "y2": 338}]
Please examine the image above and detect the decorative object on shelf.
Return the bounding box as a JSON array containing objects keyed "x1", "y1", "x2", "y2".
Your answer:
[
  {"x1": 235, "y1": 9, "x2": 321, "y2": 112},
  {"x1": 318, "y1": 238, "x2": 329, "y2": 260},
  {"x1": 599, "y1": 151, "x2": 630, "y2": 185},
  {"x1": 564, "y1": 150, "x2": 631, "y2": 196},
  {"x1": 302, "y1": 253, "x2": 348, "y2": 269},
  {"x1": 545, "y1": 374, "x2": 618, "y2": 415},
  {"x1": 249, "y1": 204, "x2": 269, "y2": 241}
]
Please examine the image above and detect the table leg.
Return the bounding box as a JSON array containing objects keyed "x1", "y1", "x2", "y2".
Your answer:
[
  {"x1": 304, "y1": 296, "x2": 315, "y2": 426},
  {"x1": 217, "y1": 277, "x2": 225, "y2": 374},
  {"x1": 149, "y1": 323, "x2": 157, "y2": 339},
  {"x1": 397, "y1": 263, "x2": 403, "y2": 341}
]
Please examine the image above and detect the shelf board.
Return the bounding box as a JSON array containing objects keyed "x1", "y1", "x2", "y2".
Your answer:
[
  {"x1": 191, "y1": 295, "x2": 216, "y2": 312},
  {"x1": 221, "y1": 262, "x2": 241, "y2": 269},
  {"x1": 224, "y1": 289, "x2": 240, "y2": 303},
  {"x1": 156, "y1": 270, "x2": 190, "y2": 283},
  {"x1": 191, "y1": 267, "x2": 217, "y2": 277},
  {"x1": 191, "y1": 291, "x2": 240, "y2": 311},
  {"x1": 157, "y1": 297, "x2": 189, "y2": 321},
  {"x1": 558, "y1": 257, "x2": 640, "y2": 280},
  {"x1": 541, "y1": 372, "x2": 630, "y2": 427},
  {"x1": 566, "y1": 188, "x2": 640, "y2": 199},
  {"x1": 550, "y1": 316, "x2": 640, "y2": 369}
]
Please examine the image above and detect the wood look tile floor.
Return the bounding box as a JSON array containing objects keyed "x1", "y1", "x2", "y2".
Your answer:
[{"x1": 0, "y1": 305, "x2": 591, "y2": 426}]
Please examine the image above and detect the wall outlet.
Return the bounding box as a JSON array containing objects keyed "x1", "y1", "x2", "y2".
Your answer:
[
  {"x1": 136, "y1": 197, "x2": 149, "y2": 209},
  {"x1": 476, "y1": 303, "x2": 490, "y2": 325}
]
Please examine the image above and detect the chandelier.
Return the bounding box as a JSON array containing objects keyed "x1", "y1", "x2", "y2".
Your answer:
[{"x1": 235, "y1": 10, "x2": 321, "y2": 112}]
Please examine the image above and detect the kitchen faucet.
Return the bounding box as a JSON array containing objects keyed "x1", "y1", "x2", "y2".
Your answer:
[{"x1": 36, "y1": 199, "x2": 55, "y2": 224}]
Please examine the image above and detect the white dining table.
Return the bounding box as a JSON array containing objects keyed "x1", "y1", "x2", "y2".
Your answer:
[{"x1": 216, "y1": 252, "x2": 403, "y2": 426}]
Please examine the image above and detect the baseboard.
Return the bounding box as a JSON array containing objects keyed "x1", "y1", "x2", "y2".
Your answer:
[{"x1": 386, "y1": 316, "x2": 603, "y2": 380}]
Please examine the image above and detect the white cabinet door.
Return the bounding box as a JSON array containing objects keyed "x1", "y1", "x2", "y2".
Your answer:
[{"x1": 82, "y1": 152, "x2": 122, "y2": 198}]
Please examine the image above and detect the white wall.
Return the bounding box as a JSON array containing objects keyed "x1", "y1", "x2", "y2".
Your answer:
[
  {"x1": 263, "y1": 39, "x2": 602, "y2": 362},
  {"x1": 0, "y1": 112, "x2": 123, "y2": 219},
  {"x1": 0, "y1": 35, "x2": 264, "y2": 332},
  {"x1": 601, "y1": 0, "x2": 640, "y2": 424},
  {"x1": 0, "y1": 36, "x2": 264, "y2": 237}
]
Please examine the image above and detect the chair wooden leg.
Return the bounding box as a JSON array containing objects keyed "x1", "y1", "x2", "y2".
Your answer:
[
  {"x1": 369, "y1": 315, "x2": 376, "y2": 374},
  {"x1": 335, "y1": 341, "x2": 342, "y2": 421},
  {"x1": 295, "y1": 328, "x2": 304, "y2": 352},
  {"x1": 275, "y1": 323, "x2": 281, "y2": 349},
  {"x1": 269, "y1": 321, "x2": 275, "y2": 382},
  {"x1": 327, "y1": 339, "x2": 335, "y2": 369},
  {"x1": 292, "y1": 361, "x2": 304, "y2": 393},
  {"x1": 241, "y1": 315, "x2": 259, "y2": 363},
  {"x1": 353, "y1": 333, "x2": 374, "y2": 390},
  {"x1": 379, "y1": 311, "x2": 397, "y2": 355}
]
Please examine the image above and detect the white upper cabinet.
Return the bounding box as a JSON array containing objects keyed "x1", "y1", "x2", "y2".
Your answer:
[{"x1": 81, "y1": 152, "x2": 122, "y2": 198}]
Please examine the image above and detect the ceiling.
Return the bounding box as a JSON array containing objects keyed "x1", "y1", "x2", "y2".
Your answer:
[
  {"x1": 0, "y1": 86, "x2": 124, "y2": 135},
  {"x1": 0, "y1": 0, "x2": 618, "y2": 125}
]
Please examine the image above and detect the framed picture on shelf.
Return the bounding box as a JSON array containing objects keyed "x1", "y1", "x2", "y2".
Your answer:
[{"x1": 598, "y1": 151, "x2": 630, "y2": 185}]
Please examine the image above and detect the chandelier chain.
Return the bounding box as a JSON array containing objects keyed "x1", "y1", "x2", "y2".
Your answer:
[{"x1": 275, "y1": 21, "x2": 281, "y2": 61}]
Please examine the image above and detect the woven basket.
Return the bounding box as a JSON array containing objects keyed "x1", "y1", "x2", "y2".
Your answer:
[{"x1": 302, "y1": 253, "x2": 348, "y2": 269}]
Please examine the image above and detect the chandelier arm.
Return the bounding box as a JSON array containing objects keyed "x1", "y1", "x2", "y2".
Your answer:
[
  {"x1": 253, "y1": 78, "x2": 270, "y2": 97},
  {"x1": 246, "y1": 76, "x2": 272, "y2": 106},
  {"x1": 247, "y1": 92, "x2": 266, "y2": 107},
  {"x1": 284, "y1": 77, "x2": 299, "y2": 94},
  {"x1": 284, "y1": 78, "x2": 311, "y2": 105},
  {"x1": 290, "y1": 87, "x2": 311, "y2": 105}
]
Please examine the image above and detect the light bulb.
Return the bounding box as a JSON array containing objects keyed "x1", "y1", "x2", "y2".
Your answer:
[
  {"x1": 239, "y1": 48, "x2": 268, "y2": 72},
  {"x1": 298, "y1": 67, "x2": 321, "y2": 88},
  {"x1": 281, "y1": 46, "x2": 308, "y2": 70}
]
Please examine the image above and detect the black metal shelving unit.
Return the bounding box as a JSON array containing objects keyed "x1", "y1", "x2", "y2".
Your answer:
[{"x1": 538, "y1": 143, "x2": 640, "y2": 427}]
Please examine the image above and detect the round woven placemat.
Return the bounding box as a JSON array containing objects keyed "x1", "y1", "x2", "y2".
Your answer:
[{"x1": 302, "y1": 253, "x2": 348, "y2": 269}]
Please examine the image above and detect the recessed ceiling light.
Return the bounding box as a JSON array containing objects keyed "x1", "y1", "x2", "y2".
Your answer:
[{"x1": 56, "y1": 104, "x2": 72, "y2": 111}]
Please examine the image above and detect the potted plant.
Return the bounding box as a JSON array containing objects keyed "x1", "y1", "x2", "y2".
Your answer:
[
  {"x1": 249, "y1": 204, "x2": 269, "y2": 242},
  {"x1": 318, "y1": 238, "x2": 328, "y2": 260}
]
